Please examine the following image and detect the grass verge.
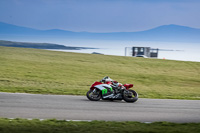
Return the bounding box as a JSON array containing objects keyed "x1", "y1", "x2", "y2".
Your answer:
[
  {"x1": 0, "y1": 46, "x2": 200, "y2": 99},
  {"x1": 0, "y1": 118, "x2": 200, "y2": 133}
]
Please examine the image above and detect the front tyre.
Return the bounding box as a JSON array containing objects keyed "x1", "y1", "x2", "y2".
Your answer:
[
  {"x1": 123, "y1": 89, "x2": 138, "y2": 103},
  {"x1": 86, "y1": 89, "x2": 101, "y2": 101}
]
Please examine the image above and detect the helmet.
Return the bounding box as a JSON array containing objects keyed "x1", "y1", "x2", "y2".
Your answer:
[{"x1": 112, "y1": 81, "x2": 118, "y2": 87}]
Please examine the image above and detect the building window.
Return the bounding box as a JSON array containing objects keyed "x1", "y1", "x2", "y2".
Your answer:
[
  {"x1": 140, "y1": 48, "x2": 144, "y2": 52},
  {"x1": 135, "y1": 48, "x2": 138, "y2": 52}
]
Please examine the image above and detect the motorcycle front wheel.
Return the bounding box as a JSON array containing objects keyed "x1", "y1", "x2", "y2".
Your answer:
[
  {"x1": 123, "y1": 89, "x2": 138, "y2": 103},
  {"x1": 86, "y1": 89, "x2": 101, "y2": 101}
]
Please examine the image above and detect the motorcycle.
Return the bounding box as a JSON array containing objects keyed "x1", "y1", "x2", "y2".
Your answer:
[{"x1": 86, "y1": 76, "x2": 138, "y2": 103}]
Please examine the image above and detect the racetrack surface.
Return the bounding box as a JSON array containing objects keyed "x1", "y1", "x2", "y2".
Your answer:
[{"x1": 0, "y1": 92, "x2": 200, "y2": 123}]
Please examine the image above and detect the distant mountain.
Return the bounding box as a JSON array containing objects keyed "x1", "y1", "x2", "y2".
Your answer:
[
  {"x1": 138, "y1": 24, "x2": 200, "y2": 42},
  {"x1": 0, "y1": 22, "x2": 200, "y2": 43},
  {"x1": 0, "y1": 40, "x2": 96, "y2": 50}
]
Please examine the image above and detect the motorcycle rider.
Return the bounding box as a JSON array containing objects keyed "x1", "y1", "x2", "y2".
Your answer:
[{"x1": 100, "y1": 76, "x2": 121, "y2": 98}]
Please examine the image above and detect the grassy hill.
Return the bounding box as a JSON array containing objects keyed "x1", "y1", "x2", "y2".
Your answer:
[{"x1": 0, "y1": 46, "x2": 200, "y2": 100}]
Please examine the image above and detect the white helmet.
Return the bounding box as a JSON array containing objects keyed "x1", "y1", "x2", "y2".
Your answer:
[{"x1": 112, "y1": 80, "x2": 119, "y2": 87}]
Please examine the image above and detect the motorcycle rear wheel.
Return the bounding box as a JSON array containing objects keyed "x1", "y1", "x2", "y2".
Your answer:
[
  {"x1": 86, "y1": 89, "x2": 101, "y2": 101},
  {"x1": 123, "y1": 89, "x2": 138, "y2": 103}
]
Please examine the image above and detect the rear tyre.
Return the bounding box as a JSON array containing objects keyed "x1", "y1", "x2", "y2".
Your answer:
[
  {"x1": 123, "y1": 89, "x2": 138, "y2": 103},
  {"x1": 86, "y1": 89, "x2": 101, "y2": 101}
]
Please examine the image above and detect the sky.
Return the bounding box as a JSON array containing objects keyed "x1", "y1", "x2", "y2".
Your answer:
[{"x1": 0, "y1": 0, "x2": 200, "y2": 32}]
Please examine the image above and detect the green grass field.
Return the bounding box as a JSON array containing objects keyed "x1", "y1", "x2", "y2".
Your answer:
[
  {"x1": 0, "y1": 46, "x2": 200, "y2": 99},
  {"x1": 0, "y1": 118, "x2": 199, "y2": 133}
]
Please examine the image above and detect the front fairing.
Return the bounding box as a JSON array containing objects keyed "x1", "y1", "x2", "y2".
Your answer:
[
  {"x1": 94, "y1": 84, "x2": 112, "y2": 91},
  {"x1": 90, "y1": 81, "x2": 102, "y2": 90}
]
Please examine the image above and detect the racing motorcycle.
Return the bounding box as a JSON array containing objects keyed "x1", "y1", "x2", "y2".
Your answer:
[{"x1": 86, "y1": 76, "x2": 138, "y2": 103}]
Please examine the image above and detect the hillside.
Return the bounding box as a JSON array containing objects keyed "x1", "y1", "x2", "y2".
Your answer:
[
  {"x1": 0, "y1": 46, "x2": 200, "y2": 99},
  {"x1": 0, "y1": 40, "x2": 95, "y2": 50},
  {"x1": 1, "y1": 22, "x2": 200, "y2": 42}
]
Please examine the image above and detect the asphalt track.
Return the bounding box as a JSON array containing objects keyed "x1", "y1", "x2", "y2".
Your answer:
[{"x1": 0, "y1": 92, "x2": 200, "y2": 123}]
